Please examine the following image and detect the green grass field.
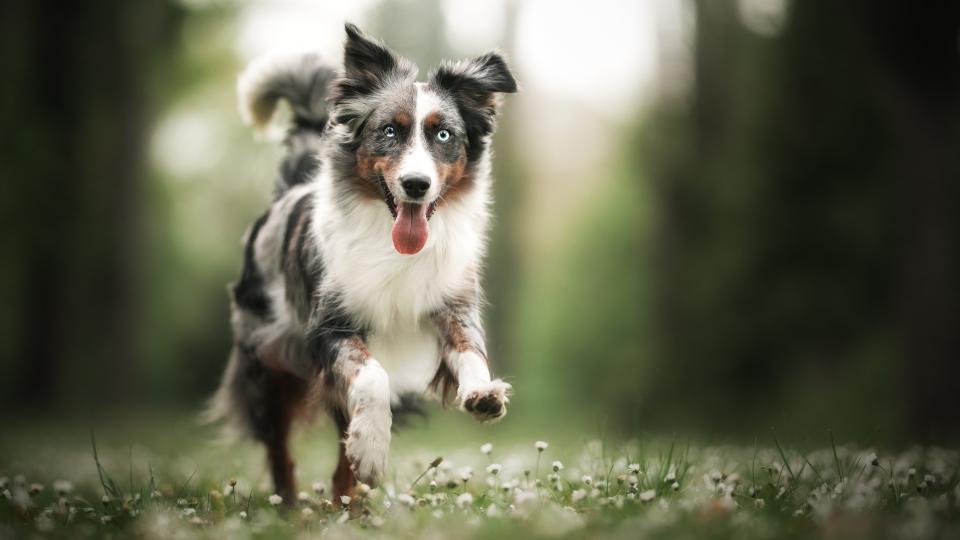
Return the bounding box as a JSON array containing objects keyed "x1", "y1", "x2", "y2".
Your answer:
[{"x1": 1, "y1": 411, "x2": 957, "y2": 539}]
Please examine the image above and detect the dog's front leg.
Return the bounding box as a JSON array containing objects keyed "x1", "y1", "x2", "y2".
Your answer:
[
  {"x1": 433, "y1": 299, "x2": 511, "y2": 422},
  {"x1": 322, "y1": 334, "x2": 392, "y2": 488}
]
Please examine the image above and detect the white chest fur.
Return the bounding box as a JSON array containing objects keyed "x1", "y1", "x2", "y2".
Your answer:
[{"x1": 311, "y1": 178, "x2": 489, "y2": 399}]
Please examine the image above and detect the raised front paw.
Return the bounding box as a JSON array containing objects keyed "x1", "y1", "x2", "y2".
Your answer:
[
  {"x1": 345, "y1": 412, "x2": 391, "y2": 486},
  {"x1": 459, "y1": 379, "x2": 511, "y2": 423}
]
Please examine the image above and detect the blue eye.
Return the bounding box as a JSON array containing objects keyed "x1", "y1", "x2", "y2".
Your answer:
[
  {"x1": 436, "y1": 129, "x2": 451, "y2": 142},
  {"x1": 383, "y1": 125, "x2": 396, "y2": 138}
]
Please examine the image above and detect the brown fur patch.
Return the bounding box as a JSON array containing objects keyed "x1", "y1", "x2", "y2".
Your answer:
[
  {"x1": 436, "y1": 152, "x2": 473, "y2": 205},
  {"x1": 424, "y1": 111, "x2": 442, "y2": 130},
  {"x1": 354, "y1": 148, "x2": 398, "y2": 201},
  {"x1": 429, "y1": 360, "x2": 459, "y2": 406}
]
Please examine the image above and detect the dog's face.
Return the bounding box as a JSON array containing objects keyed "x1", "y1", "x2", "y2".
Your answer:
[{"x1": 330, "y1": 24, "x2": 517, "y2": 255}]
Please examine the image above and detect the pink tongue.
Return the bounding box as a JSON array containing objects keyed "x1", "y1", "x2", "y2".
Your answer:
[{"x1": 392, "y1": 202, "x2": 429, "y2": 254}]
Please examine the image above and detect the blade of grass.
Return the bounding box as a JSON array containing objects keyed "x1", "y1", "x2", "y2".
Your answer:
[
  {"x1": 90, "y1": 430, "x2": 120, "y2": 498},
  {"x1": 771, "y1": 429, "x2": 797, "y2": 483},
  {"x1": 829, "y1": 431, "x2": 844, "y2": 483}
]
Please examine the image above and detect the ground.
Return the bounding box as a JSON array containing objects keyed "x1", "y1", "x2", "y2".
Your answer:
[{"x1": 1, "y1": 410, "x2": 958, "y2": 539}]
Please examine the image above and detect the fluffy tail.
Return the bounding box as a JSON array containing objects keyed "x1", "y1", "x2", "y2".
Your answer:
[{"x1": 237, "y1": 52, "x2": 337, "y2": 194}]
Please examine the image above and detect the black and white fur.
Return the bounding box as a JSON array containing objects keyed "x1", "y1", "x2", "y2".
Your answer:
[{"x1": 207, "y1": 24, "x2": 517, "y2": 504}]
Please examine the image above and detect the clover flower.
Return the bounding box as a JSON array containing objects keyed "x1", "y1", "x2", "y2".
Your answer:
[
  {"x1": 268, "y1": 494, "x2": 283, "y2": 506},
  {"x1": 535, "y1": 441, "x2": 549, "y2": 452},
  {"x1": 486, "y1": 464, "x2": 502, "y2": 476},
  {"x1": 639, "y1": 489, "x2": 656, "y2": 502},
  {"x1": 53, "y1": 480, "x2": 73, "y2": 496},
  {"x1": 456, "y1": 492, "x2": 474, "y2": 508},
  {"x1": 552, "y1": 461, "x2": 564, "y2": 472},
  {"x1": 481, "y1": 443, "x2": 493, "y2": 456}
]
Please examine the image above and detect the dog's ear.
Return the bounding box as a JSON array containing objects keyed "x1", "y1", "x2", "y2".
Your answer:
[
  {"x1": 430, "y1": 52, "x2": 518, "y2": 161},
  {"x1": 332, "y1": 23, "x2": 416, "y2": 126}
]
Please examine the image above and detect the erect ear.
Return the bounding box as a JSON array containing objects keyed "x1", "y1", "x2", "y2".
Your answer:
[
  {"x1": 431, "y1": 52, "x2": 518, "y2": 97},
  {"x1": 332, "y1": 23, "x2": 416, "y2": 124},
  {"x1": 430, "y1": 52, "x2": 518, "y2": 161}
]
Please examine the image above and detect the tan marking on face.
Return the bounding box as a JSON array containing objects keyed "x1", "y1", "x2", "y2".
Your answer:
[
  {"x1": 394, "y1": 111, "x2": 411, "y2": 128},
  {"x1": 355, "y1": 148, "x2": 399, "y2": 201},
  {"x1": 424, "y1": 111, "x2": 442, "y2": 131},
  {"x1": 435, "y1": 150, "x2": 472, "y2": 204}
]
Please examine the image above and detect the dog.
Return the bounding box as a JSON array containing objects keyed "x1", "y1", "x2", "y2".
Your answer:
[{"x1": 207, "y1": 23, "x2": 517, "y2": 504}]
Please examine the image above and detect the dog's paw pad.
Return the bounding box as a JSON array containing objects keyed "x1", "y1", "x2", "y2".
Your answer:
[{"x1": 460, "y1": 380, "x2": 511, "y2": 423}]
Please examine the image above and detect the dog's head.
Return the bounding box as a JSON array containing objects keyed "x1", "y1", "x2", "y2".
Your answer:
[{"x1": 329, "y1": 23, "x2": 517, "y2": 255}]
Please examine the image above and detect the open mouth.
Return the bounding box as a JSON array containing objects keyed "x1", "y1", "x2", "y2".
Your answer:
[{"x1": 377, "y1": 176, "x2": 438, "y2": 255}]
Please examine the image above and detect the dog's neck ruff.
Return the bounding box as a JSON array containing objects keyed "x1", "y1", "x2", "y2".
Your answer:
[{"x1": 310, "y1": 168, "x2": 490, "y2": 333}]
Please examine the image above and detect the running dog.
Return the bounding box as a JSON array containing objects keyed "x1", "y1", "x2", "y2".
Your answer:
[{"x1": 207, "y1": 23, "x2": 517, "y2": 504}]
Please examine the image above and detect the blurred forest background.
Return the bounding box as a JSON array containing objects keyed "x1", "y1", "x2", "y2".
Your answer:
[{"x1": 1, "y1": 0, "x2": 957, "y2": 444}]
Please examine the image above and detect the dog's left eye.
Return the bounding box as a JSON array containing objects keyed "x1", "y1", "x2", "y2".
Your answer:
[
  {"x1": 436, "y1": 129, "x2": 451, "y2": 142},
  {"x1": 383, "y1": 125, "x2": 396, "y2": 138}
]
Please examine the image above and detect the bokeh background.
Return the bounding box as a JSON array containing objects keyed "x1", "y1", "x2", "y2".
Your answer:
[{"x1": 1, "y1": 0, "x2": 958, "y2": 446}]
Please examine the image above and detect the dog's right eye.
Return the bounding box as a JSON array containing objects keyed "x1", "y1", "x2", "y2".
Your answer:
[{"x1": 383, "y1": 125, "x2": 396, "y2": 138}]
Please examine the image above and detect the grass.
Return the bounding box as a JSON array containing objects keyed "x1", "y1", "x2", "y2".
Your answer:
[{"x1": 1, "y1": 412, "x2": 958, "y2": 539}]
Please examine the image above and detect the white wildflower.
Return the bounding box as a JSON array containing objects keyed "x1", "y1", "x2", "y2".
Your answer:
[
  {"x1": 239, "y1": 511, "x2": 248, "y2": 520},
  {"x1": 268, "y1": 494, "x2": 283, "y2": 506},
  {"x1": 29, "y1": 483, "x2": 43, "y2": 495},
  {"x1": 312, "y1": 481, "x2": 326, "y2": 495},
  {"x1": 754, "y1": 498, "x2": 766, "y2": 509},
  {"x1": 581, "y1": 475, "x2": 592, "y2": 486},
  {"x1": 301, "y1": 507, "x2": 314, "y2": 518},
  {"x1": 867, "y1": 453, "x2": 879, "y2": 467},
  {"x1": 339, "y1": 495, "x2": 351, "y2": 506},
  {"x1": 664, "y1": 468, "x2": 677, "y2": 483},
  {"x1": 456, "y1": 492, "x2": 474, "y2": 508},
  {"x1": 100, "y1": 515, "x2": 112, "y2": 524},
  {"x1": 627, "y1": 463, "x2": 641, "y2": 474},
  {"x1": 481, "y1": 443, "x2": 494, "y2": 455},
  {"x1": 53, "y1": 480, "x2": 73, "y2": 496},
  {"x1": 486, "y1": 463, "x2": 502, "y2": 476},
  {"x1": 571, "y1": 489, "x2": 587, "y2": 503},
  {"x1": 639, "y1": 489, "x2": 656, "y2": 502},
  {"x1": 671, "y1": 481, "x2": 680, "y2": 491},
  {"x1": 459, "y1": 467, "x2": 474, "y2": 482},
  {"x1": 553, "y1": 460, "x2": 564, "y2": 472},
  {"x1": 924, "y1": 474, "x2": 936, "y2": 485},
  {"x1": 397, "y1": 493, "x2": 415, "y2": 507},
  {"x1": 535, "y1": 441, "x2": 549, "y2": 451},
  {"x1": 297, "y1": 491, "x2": 310, "y2": 502}
]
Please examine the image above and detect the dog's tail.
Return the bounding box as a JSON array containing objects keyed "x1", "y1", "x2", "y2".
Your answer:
[{"x1": 237, "y1": 52, "x2": 337, "y2": 195}]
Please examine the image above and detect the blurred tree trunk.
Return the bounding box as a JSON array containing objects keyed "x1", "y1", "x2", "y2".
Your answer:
[
  {"x1": 865, "y1": 3, "x2": 960, "y2": 439},
  {"x1": 0, "y1": 1, "x2": 181, "y2": 409},
  {"x1": 650, "y1": 0, "x2": 959, "y2": 440}
]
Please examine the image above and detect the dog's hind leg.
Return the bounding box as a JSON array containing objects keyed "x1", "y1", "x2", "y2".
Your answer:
[
  {"x1": 227, "y1": 343, "x2": 307, "y2": 505},
  {"x1": 261, "y1": 366, "x2": 307, "y2": 504}
]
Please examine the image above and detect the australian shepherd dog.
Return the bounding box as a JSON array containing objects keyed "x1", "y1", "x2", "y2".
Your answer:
[{"x1": 207, "y1": 23, "x2": 517, "y2": 504}]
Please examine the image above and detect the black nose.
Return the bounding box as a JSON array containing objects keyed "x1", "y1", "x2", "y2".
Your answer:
[{"x1": 401, "y1": 175, "x2": 431, "y2": 199}]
